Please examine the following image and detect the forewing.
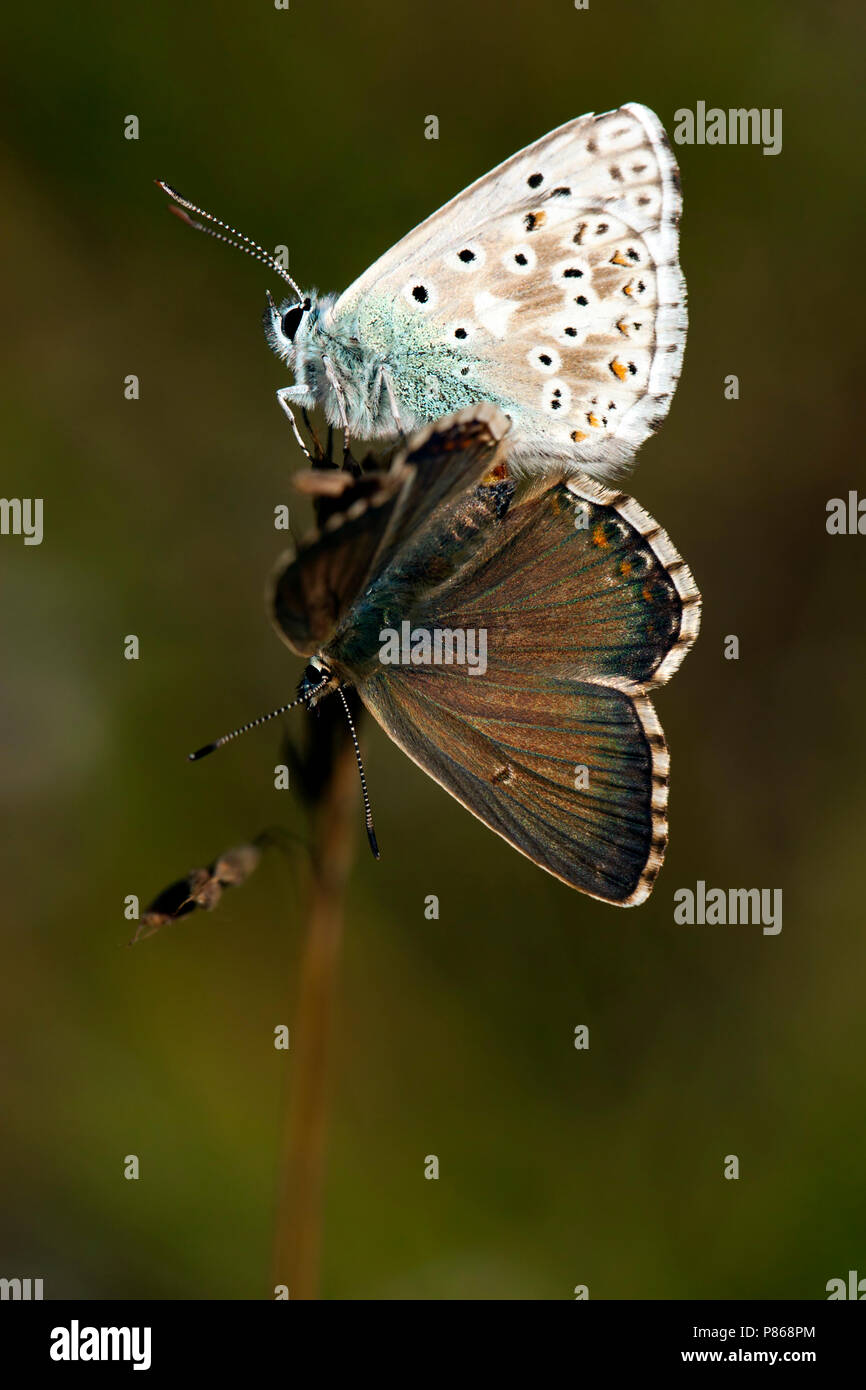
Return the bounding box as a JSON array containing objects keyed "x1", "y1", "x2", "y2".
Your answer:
[
  {"x1": 341, "y1": 473, "x2": 699, "y2": 903},
  {"x1": 383, "y1": 401, "x2": 510, "y2": 550},
  {"x1": 270, "y1": 405, "x2": 509, "y2": 656},
  {"x1": 270, "y1": 466, "x2": 411, "y2": 657},
  {"x1": 334, "y1": 104, "x2": 685, "y2": 478},
  {"x1": 335, "y1": 472, "x2": 700, "y2": 690},
  {"x1": 424, "y1": 475, "x2": 701, "y2": 689}
]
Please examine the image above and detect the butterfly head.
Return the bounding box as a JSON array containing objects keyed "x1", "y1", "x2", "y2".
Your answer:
[
  {"x1": 264, "y1": 290, "x2": 316, "y2": 365},
  {"x1": 297, "y1": 655, "x2": 336, "y2": 707}
]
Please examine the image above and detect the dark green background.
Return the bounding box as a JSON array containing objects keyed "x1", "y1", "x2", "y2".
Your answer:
[{"x1": 2, "y1": 0, "x2": 863, "y2": 1298}]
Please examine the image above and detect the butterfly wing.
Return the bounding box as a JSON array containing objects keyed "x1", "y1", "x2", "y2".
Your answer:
[
  {"x1": 403, "y1": 473, "x2": 701, "y2": 690},
  {"x1": 270, "y1": 465, "x2": 411, "y2": 657},
  {"x1": 333, "y1": 104, "x2": 685, "y2": 480},
  {"x1": 270, "y1": 404, "x2": 508, "y2": 656},
  {"x1": 336, "y1": 471, "x2": 699, "y2": 904},
  {"x1": 360, "y1": 668, "x2": 666, "y2": 904},
  {"x1": 380, "y1": 400, "x2": 511, "y2": 551}
]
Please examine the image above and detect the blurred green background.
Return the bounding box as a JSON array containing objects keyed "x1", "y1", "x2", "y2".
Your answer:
[{"x1": 1, "y1": 0, "x2": 863, "y2": 1299}]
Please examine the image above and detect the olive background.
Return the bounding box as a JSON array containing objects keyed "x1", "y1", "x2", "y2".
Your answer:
[{"x1": 1, "y1": 0, "x2": 863, "y2": 1299}]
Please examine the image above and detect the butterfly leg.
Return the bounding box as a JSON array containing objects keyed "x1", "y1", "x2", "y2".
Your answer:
[
  {"x1": 321, "y1": 355, "x2": 353, "y2": 463},
  {"x1": 301, "y1": 407, "x2": 324, "y2": 459},
  {"x1": 276, "y1": 386, "x2": 313, "y2": 461},
  {"x1": 375, "y1": 364, "x2": 407, "y2": 444}
]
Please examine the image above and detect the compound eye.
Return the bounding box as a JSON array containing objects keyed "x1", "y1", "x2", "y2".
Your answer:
[
  {"x1": 281, "y1": 303, "x2": 305, "y2": 340},
  {"x1": 304, "y1": 663, "x2": 321, "y2": 684}
]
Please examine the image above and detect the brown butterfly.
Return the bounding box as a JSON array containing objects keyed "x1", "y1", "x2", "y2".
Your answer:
[{"x1": 247, "y1": 403, "x2": 699, "y2": 906}]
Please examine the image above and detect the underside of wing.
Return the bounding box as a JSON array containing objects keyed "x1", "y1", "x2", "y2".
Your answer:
[{"x1": 334, "y1": 104, "x2": 686, "y2": 478}]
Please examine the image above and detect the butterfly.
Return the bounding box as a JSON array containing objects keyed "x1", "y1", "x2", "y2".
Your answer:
[
  {"x1": 259, "y1": 403, "x2": 700, "y2": 906},
  {"x1": 158, "y1": 102, "x2": 685, "y2": 483}
]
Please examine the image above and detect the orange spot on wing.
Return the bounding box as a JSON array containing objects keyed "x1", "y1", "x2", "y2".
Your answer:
[
  {"x1": 620, "y1": 559, "x2": 632, "y2": 576},
  {"x1": 616, "y1": 318, "x2": 629, "y2": 336},
  {"x1": 592, "y1": 524, "x2": 610, "y2": 548},
  {"x1": 481, "y1": 461, "x2": 508, "y2": 484},
  {"x1": 587, "y1": 412, "x2": 600, "y2": 428},
  {"x1": 622, "y1": 281, "x2": 634, "y2": 297},
  {"x1": 571, "y1": 429, "x2": 588, "y2": 442},
  {"x1": 609, "y1": 358, "x2": 628, "y2": 382},
  {"x1": 610, "y1": 250, "x2": 628, "y2": 266}
]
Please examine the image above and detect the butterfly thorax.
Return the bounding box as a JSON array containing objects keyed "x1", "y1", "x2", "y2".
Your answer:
[
  {"x1": 289, "y1": 292, "x2": 508, "y2": 439},
  {"x1": 286, "y1": 294, "x2": 378, "y2": 428}
]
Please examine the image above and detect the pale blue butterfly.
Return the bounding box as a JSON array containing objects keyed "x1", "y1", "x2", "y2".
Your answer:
[{"x1": 158, "y1": 102, "x2": 686, "y2": 482}]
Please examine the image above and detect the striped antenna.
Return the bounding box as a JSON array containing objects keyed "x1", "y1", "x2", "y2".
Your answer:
[
  {"x1": 337, "y1": 686, "x2": 380, "y2": 859},
  {"x1": 188, "y1": 678, "x2": 329, "y2": 762},
  {"x1": 156, "y1": 181, "x2": 303, "y2": 300}
]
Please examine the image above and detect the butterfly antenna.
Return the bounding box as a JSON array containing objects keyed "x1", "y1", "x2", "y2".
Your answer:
[
  {"x1": 155, "y1": 180, "x2": 304, "y2": 300},
  {"x1": 188, "y1": 679, "x2": 329, "y2": 762},
  {"x1": 337, "y1": 686, "x2": 380, "y2": 859}
]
